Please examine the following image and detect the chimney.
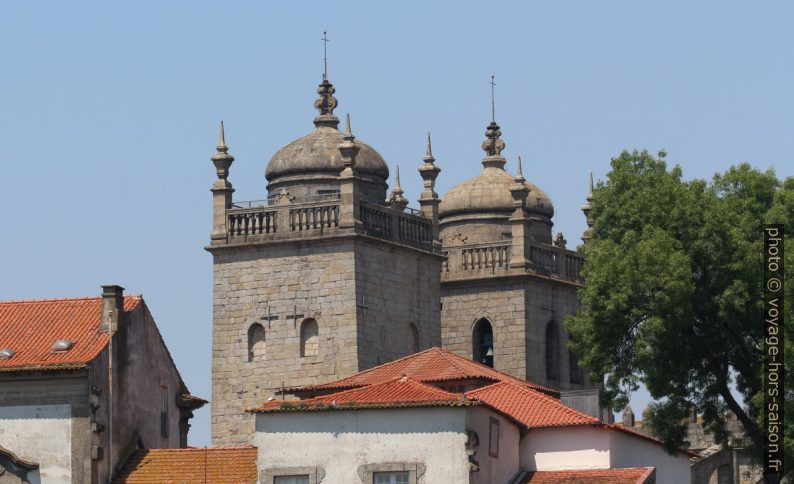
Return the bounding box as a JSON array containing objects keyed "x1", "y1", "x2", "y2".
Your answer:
[{"x1": 100, "y1": 285, "x2": 125, "y2": 332}]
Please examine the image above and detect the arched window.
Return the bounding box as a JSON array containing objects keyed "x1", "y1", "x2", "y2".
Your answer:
[
  {"x1": 569, "y1": 335, "x2": 584, "y2": 384},
  {"x1": 472, "y1": 319, "x2": 494, "y2": 367},
  {"x1": 409, "y1": 323, "x2": 420, "y2": 353},
  {"x1": 300, "y1": 318, "x2": 319, "y2": 357},
  {"x1": 247, "y1": 323, "x2": 266, "y2": 362},
  {"x1": 545, "y1": 321, "x2": 559, "y2": 380}
]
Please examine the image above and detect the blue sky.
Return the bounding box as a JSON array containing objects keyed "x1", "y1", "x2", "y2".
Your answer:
[{"x1": 1, "y1": 1, "x2": 791, "y2": 445}]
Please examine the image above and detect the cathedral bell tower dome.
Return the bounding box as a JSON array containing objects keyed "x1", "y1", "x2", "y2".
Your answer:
[
  {"x1": 439, "y1": 121, "x2": 554, "y2": 244},
  {"x1": 265, "y1": 78, "x2": 390, "y2": 203}
]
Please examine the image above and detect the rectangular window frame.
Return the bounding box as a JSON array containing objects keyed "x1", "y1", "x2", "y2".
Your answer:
[{"x1": 488, "y1": 417, "x2": 500, "y2": 458}]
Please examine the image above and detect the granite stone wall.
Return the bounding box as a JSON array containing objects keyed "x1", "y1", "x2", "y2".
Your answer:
[{"x1": 211, "y1": 235, "x2": 442, "y2": 445}]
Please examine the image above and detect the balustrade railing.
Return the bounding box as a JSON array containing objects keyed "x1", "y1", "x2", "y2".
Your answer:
[
  {"x1": 530, "y1": 245, "x2": 557, "y2": 274},
  {"x1": 289, "y1": 203, "x2": 339, "y2": 231},
  {"x1": 461, "y1": 243, "x2": 511, "y2": 271},
  {"x1": 443, "y1": 240, "x2": 584, "y2": 282},
  {"x1": 227, "y1": 209, "x2": 278, "y2": 237},
  {"x1": 360, "y1": 202, "x2": 392, "y2": 238}
]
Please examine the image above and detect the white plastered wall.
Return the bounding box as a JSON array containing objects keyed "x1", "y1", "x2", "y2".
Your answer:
[
  {"x1": 0, "y1": 404, "x2": 71, "y2": 483},
  {"x1": 466, "y1": 406, "x2": 520, "y2": 484},
  {"x1": 609, "y1": 429, "x2": 691, "y2": 484},
  {"x1": 254, "y1": 407, "x2": 470, "y2": 483},
  {"x1": 519, "y1": 425, "x2": 611, "y2": 471}
]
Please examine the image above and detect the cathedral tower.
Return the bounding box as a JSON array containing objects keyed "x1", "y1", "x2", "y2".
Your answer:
[
  {"x1": 438, "y1": 117, "x2": 597, "y2": 400},
  {"x1": 206, "y1": 79, "x2": 443, "y2": 445}
]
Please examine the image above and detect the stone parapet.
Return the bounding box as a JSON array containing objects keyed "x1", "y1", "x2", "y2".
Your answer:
[
  {"x1": 212, "y1": 194, "x2": 439, "y2": 254},
  {"x1": 441, "y1": 240, "x2": 584, "y2": 283}
]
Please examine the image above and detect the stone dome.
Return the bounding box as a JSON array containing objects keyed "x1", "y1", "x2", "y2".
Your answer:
[
  {"x1": 439, "y1": 121, "x2": 554, "y2": 219},
  {"x1": 265, "y1": 126, "x2": 389, "y2": 181},
  {"x1": 263, "y1": 78, "x2": 389, "y2": 203},
  {"x1": 439, "y1": 166, "x2": 553, "y2": 218}
]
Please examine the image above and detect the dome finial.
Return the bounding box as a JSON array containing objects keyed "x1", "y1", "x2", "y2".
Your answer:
[
  {"x1": 490, "y1": 75, "x2": 496, "y2": 123},
  {"x1": 425, "y1": 132, "x2": 433, "y2": 158},
  {"x1": 322, "y1": 31, "x2": 329, "y2": 81},
  {"x1": 313, "y1": 51, "x2": 339, "y2": 130},
  {"x1": 481, "y1": 121, "x2": 506, "y2": 169}
]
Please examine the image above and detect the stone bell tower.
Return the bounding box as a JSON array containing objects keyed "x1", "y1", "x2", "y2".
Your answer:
[{"x1": 206, "y1": 77, "x2": 443, "y2": 445}]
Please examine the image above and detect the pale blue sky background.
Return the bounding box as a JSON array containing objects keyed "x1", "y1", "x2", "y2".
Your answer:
[{"x1": 1, "y1": 1, "x2": 792, "y2": 446}]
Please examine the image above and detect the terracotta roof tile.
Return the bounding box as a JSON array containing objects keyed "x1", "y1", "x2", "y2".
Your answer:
[
  {"x1": 465, "y1": 380, "x2": 601, "y2": 428},
  {"x1": 0, "y1": 296, "x2": 141, "y2": 372},
  {"x1": 524, "y1": 467, "x2": 655, "y2": 483},
  {"x1": 252, "y1": 376, "x2": 476, "y2": 413},
  {"x1": 113, "y1": 446, "x2": 258, "y2": 483},
  {"x1": 287, "y1": 347, "x2": 558, "y2": 397}
]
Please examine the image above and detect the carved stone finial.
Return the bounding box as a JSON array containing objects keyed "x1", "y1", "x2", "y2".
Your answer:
[
  {"x1": 515, "y1": 156, "x2": 525, "y2": 183},
  {"x1": 425, "y1": 132, "x2": 434, "y2": 161},
  {"x1": 554, "y1": 232, "x2": 567, "y2": 249},
  {"x1": 211, "y1": 121, "x2": 234, "y2": 181},
  {"x1": 338, "y1": 113, "x2": 359, "y2": 170},
  {"x1": 581, "y1": 173, "x2": 595, "y2": 243},
  {"x1": 313, "y1": 79, "x2": 339, "y2": 128},
  {"x1": 389, "y1": 165, "x2": 409, "y2": 211},
  {"x1": 481, "y1": 121, "x2": 506, "y2": 169}
]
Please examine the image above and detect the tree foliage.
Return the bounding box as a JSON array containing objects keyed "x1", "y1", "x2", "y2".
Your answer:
[{"x1": 566, "y1": 150, "x2": 793, "y2": 471}]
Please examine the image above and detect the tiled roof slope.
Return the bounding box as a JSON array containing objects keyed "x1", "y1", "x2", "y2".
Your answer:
[
  {"x1": 524, "y1": 467, "x2": 656, "y2": 483},
  {"x1": 466, "y1": 380, "x2": 600, "y2": 428},
  {"x1": 252, "y1": 376, "x2": 476, "y2": 412},
  {"x1": 113, "y1": 446, "x2": 258, "y2": 483},
  {"x1": 0, "y1": 296, "x2": 141, "y2": 372},
  {"x1": 286, "y1": 347, "x2": 559, "y2": 397}
]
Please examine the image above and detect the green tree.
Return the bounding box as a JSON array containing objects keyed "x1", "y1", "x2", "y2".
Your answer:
[{"x1": 566, "y1": 150, "x2": 793, "y2": 474}]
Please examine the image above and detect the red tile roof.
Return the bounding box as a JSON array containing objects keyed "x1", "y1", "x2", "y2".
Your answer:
[
  {"x1": 286, "y1": 347, "x2": 559, "y2": 397},
  {"x1": 251, "y1": 376, "x2": 476, "y2": 413},
  {"x1": 0, "y1": 296, "x2": 141, "y2": 372},
  {"x1": 524, "y1": 467, "x2": 656, "y2": 483},
  {"x1": 113, "y1": 446, "x2": 258, "y2": 483},
  {"x1": 466, "y1": 380, "x2": 601, "y2": 428}
]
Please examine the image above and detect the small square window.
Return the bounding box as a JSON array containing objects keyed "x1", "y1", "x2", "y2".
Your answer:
[
  {"x1": 274, "y1": 476, "x2": 309, "y2": 484},
  {"x1": 373, "y1": 471, "x2": 409, "y2": 484},
  {"x1": 488, "y1": 417, "x2": 500, "y2": 458}
]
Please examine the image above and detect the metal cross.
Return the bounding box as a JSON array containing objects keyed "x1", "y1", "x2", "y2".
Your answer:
[
  {"x1": 490, "y1": 75, "x2": 496, "y2": 123},
  {"x1": 287, "y1": 304, "x2": 304, "y2": 328},
  {"x1": 357, "y1": 295, "x2": 371, "y2": 319},
  {"x1": 322, "y1": 31, "x2": 329, "y2": 80},
  {"x1": 260, "y1": 305, "x2": 278, "y2": 328}
]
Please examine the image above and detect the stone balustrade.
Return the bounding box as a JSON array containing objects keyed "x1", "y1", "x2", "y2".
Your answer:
[
  {"x1": 220, "y1": 196, "x2": 436, "y2": 253},
  {"x1": 443, "y1": 239, "x2": 584, "y2": 283},
  {"x1": 360, "y1": 201, "x2": 433, "y2": 251}
]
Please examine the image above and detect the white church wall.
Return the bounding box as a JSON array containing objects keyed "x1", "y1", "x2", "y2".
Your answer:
[
  {"x1": 254, "y1": 407, "x2": 470, "y2": 483},
  {"x1": 466, "y1": 406, "x2": 520, "y2": 484},
  {"x1": 519, "y1": 425, "x2": 611, "y2": 471},
  {"x1": 0, "y1": 404, "x2": 72, "y2": 483},
  {"x1": 609, "y1": 429, "x2": 691, "y2": 484}
]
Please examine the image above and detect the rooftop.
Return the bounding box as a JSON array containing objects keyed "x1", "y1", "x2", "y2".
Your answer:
[
  {"x1": 524, "y1": 467, "x2": 656, "y2": 483},
  {"x1": 252, "y1": 376, "x2": 476, "y2": 413},
  {"x1": 0, "y1": 295, "x2": 141, "y2": 372},
  {"x1": 285, "y1": 347, "x2": 559, "y2": 397},
  {"x1": 113, "y1": 446, "x2": 258, "y2": 483}
]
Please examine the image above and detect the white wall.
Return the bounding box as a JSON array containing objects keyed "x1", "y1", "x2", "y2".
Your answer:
[
  {"x1": 609, "y1": 429, "x2": 691, "y2": 484},
  {"x1": 466, "y1": 406, "x2": 520, "y2": 484},
  {"x1": 254, "y1": 407, "x2": 470, "y2": 483},
  {"x1": 0, "y1": 404, "x2": 72, "y2": 483},
  {"x1": 519, "y1": 426, "x2": 611, "y2": 471}
]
